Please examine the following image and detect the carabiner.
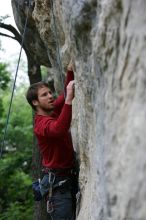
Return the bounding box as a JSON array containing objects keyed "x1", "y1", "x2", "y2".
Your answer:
[{"x1": 47, "y1": 200, "x2": 54, "y2": 213}]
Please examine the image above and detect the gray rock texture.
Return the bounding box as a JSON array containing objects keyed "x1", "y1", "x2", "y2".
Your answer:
[{"x1": 12, "y1": 0, "x2": 146, "y2": 219}]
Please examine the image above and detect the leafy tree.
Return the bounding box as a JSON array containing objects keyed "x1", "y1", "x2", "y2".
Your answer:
[
  {"x1": 0, "y1": 62, "x2": 11, "y2": 119},
  {"x1": 2, "y1": 88, "x2": 33, "y2": 151},
  {"x1": 0, "y1": 86, "x2": 34, "y2": 220},
  {"x1": 0, "y1": 63, "x2": 10, "y2": 90}
]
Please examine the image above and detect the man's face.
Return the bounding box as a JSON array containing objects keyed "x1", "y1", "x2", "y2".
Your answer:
[{"x1": 33, "y1": 86, "x2": 54, "y2": 112}]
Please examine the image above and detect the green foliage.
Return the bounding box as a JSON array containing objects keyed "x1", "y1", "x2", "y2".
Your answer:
[
  {"x1": 0, "y1": 62, "x2": 11, "y2": 119},
  {"x1": 1, "y1": 88, "x2": 33, "y2": 150},
  {"x1": 0, "y1": 85, "x2": 34, "y2": 220},
  {"x1": 0, "y1": 201, "x2": 33, "y2": 220},
  {"x1": 41, "y1": 65, "x2": 48, "y2": 81},
  {"x1": 0, "y1": 63, "x2": 10, "y2": 90},
  {"x1": 0, "y1": 153, "x2": 33, "y2": 220}
]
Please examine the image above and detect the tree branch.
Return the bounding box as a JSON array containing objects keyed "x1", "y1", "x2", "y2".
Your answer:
[
  {"x1": 0, "y1": 22, "x2": 22, "y2": 46},
  {"x1": 0, "y1": 22, "x2": 29, "y2": 56},
  {"x1": 0, "y1": 32, "x2": 15, "y2": 40}
]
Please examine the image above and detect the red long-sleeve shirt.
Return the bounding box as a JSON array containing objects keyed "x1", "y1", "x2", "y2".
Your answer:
[{"x1": 34, "y1": 71, "x2": 75, "y2": 168}]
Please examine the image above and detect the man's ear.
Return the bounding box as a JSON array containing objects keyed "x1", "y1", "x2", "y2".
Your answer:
[{"x1": 32, "y1": 100, "x2": 39, "y2": 107}]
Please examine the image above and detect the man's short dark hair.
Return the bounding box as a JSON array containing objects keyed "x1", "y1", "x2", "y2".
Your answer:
[{"x1": 26, "y1": 81, "x2": 49, "y2": 110}]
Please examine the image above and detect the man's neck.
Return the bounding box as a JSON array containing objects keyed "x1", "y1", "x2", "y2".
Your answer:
[{"x1": 36, "y1": 109, "x2": 53, "y2": 116}]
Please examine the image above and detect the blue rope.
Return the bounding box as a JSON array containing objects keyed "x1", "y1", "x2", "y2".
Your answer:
[{"x1": 0, "y1": 0, "x2": 31, "y2": 158}]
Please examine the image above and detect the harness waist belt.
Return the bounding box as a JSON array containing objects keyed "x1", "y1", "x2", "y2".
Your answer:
[{"x1": 42, "y1": 167, "x2": 76, "y2": 176}]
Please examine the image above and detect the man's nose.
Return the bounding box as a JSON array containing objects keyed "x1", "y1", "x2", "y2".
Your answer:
[{"x1": 48, "y1": 93, "x2": 53, "y2": 98}]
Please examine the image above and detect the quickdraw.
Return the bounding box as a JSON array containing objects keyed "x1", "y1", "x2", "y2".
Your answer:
[{"x1": 47, "y1": 171, "x2": 55, "y2": 214}]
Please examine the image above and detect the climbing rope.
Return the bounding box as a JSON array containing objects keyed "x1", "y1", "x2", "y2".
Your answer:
[
  {"x1": 0, "y1": 0, "x2": 31, "y2": 158},
  {"x1": 50, "y1": 0, "x2": 66, "y2": 98}
]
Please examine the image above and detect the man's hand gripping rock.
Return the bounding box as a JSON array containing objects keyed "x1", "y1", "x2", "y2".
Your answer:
[{"x1": 65, "y1": 80, "x2": 75, "y2": 105}]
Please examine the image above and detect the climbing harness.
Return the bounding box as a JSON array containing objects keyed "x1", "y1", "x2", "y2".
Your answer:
[
  {"x1": 50, "y1": 0, "x2": 66, "y2": 98},
  {"x1": 32, "y1": 169, "x2": 72, "y2": 215},
  {"x1": 0, "y1": 0, "x2": 31, "y2": 158},
  {"x1": 32, "y1": 171, "x2": 68, "y2": 198}
]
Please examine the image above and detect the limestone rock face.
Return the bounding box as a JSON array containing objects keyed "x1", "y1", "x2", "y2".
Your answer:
[{"x1": 13, "y1": 0, "x2": 146, "y2": 219}]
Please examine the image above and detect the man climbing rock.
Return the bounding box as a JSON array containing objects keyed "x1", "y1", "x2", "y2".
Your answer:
[{"x1": 26, "y1": 61, "x2": 78, "y2": 220}]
